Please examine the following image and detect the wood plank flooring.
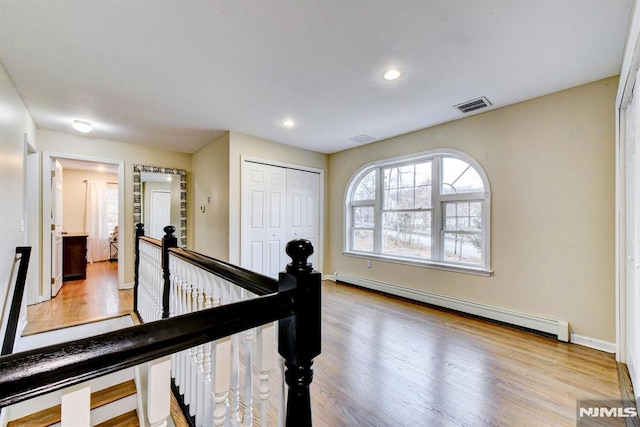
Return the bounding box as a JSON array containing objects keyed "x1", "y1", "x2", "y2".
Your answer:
[
  {"x1": 24, "y1": 261, "x2": 132, "y2": 335},
  {"x1": 24, "y1": 264, "x2": 626, "y2": 426},
  {"x1": 314, "y1": 281, "x2": 623, "y2": 427}
]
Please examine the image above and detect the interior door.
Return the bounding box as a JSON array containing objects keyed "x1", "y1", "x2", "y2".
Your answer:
[
  {"x1": 286, "y1": 169, "x2": 320, "y2": 269},
  {"x1": 241, "y1": 162, "x2": 286, "y2": 277},
  {"x1": 51, "y1": 160, "x2": 63, "y2": 296},
  {"x1": 149, "y1": 190, "x2": 171, "y2": 240}
]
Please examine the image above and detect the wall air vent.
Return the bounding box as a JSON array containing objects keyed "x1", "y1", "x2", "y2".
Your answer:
[
  {"x1": 349, "y1": 134, "x2": 376, "y2": 144},
  {"x1": 454, "y1": 96, "x2": 492, "y2": 114}
]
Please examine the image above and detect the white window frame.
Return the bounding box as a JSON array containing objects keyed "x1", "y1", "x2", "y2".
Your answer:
[{"x1": 344, "y1": 148, "x2": 492, "y2": 276}]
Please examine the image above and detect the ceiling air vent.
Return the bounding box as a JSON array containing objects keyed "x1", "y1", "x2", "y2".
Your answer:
[
  {"x1": 349, "y1": 134, "x2": 376, "y2": 144},
  {"x1": 454, "y1": 96, "x2": 492, "y2": 114}
]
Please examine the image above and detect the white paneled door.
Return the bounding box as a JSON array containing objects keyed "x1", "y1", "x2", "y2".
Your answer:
[
  {"x1": 242, "y1": 161, "x2": 321, "y2": 278},
  {"x1": 51, "y1": 160, "x2": 63, "y2": 297}
]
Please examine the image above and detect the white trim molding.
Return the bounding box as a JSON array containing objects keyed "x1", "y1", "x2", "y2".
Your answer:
[
  {"x1": 570, "y1": 334, "x2": 616, "y2": 354},
  {"x1": 335, "y1": 273, "x2": 570, "y2": 342}
]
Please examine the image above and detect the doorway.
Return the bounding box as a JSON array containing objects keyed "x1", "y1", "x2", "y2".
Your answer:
[{"x1": 39, "y1": 152, "x2": 124, "y2": 303}]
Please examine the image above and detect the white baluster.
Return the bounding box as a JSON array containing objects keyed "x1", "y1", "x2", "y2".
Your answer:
[
  {"x1": 229, "y1": 284, "x2": 241, "y2": 426},
  {"x1": 61, "y1": 382, "x2": 91, "y2": 427},
  {"x1": 277, "y1": 350, "x2": 286, "y2": 427},
  {"x1": 202, "y1": 272, "x2": 215, "y2": 426},
  {"x1": 213, "y1": 337, "x2": 232, "y2": 426},
  {"x1": 243, "y1": 326, "x2": 255, "y2": 426},
  {"x1": 256, "y1": 323, "x2": 275, "y2": 427},
  {"x1": 148, "y1": 356, "x2": 172, "y2": 427}
]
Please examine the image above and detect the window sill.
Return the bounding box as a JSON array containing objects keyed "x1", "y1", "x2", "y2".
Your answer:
[{"x1": 342, "y1": 251, "x2": 493, "y2": 277}]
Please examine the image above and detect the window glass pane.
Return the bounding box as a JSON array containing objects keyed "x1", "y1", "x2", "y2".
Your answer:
[
  {"x1": 353, "y1": 170, "x2": 376, "y2": 201},
  {"x1": 353, "y1": 206, "x2": 374, "y2": 228},
  {"x1": 397, "y1": 188, "x2": 414, "y2": 209},
  {"x1": 415, "y1": 185, "x2": 431, "y2": 208},
  {"x1": 383, "y1": 161, "x2": 432, "y2": 209},
  {"x1": 382, "y1": 211, "x2": 432, "y2": 259},
  {"x1": 398, "y1": 165, "x2": 414, "y2": 187},
  {"x1": 444, "y1": 201, "x2": 482, "y2": 232},
  {"x1": 442, "y1": 157, "x2": 484, "y2": 194},
  {"x1": 384, "y1": 168, "x2": 397, "y2": 190},
  {"x1": 106, "y1": 184, "x2": 119, "y2": 236},
  {"x1": 443, "y1": 233, "x2": 482, "y2": 264},
  {"x1": 353, "y1": 230, "x2": 374, "y2": 252}
]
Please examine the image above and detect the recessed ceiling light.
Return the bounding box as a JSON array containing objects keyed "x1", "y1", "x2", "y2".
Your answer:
[
  {"x1": 283, "y1": 119, "x2": 295, "y2": 128},
  {"x1": 72, "y1": 120, "x2": 93, "y2": 133},
  {"x1": 383, "y1": 69, "x2": 402, "y2": 81}
]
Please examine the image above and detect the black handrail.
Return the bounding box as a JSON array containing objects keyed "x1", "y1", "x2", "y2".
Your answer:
[
  {"x1": 0, "y1": 291, "x2": 294, "y2": 408},
  {"x1": 169, "y1": 248, "x2": 279, "y2": 296},
  {"x1": 1, "y1": 247, "x2": 31, "y2": 356}
]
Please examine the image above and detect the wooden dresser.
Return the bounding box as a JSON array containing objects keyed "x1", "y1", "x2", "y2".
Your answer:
[{"x1": 63, "y1": 234, "x2": 88, "y2": 281}]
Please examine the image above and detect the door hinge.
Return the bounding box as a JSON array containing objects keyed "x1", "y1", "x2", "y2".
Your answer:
[
  {"x1": 51, "y1": 277, "x2": 55, "y2": 285},
  {"x1": 51, "y1": 224, "x2": 56, "y2": 231},
  {"x1": 51, "y1": 170, "x2": 55, "y2": 178}
]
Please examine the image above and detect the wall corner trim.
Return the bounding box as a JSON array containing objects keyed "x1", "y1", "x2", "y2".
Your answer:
[
  {"x1": 570, "y1": 334, "x2": 616, "y2": 353},
  {"x1": 335, "y1": 272, "x2": 570, "y2": 341}
]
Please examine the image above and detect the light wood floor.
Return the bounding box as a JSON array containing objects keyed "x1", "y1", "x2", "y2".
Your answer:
[
  {"x1": 314, "y1": 281, "x2": 623, "y2": 427},
  {"x1": 24, "y1": 265, "x2": 624, "y2": 426},
  {"x1": 24, "y1": 261, "x2": 132, "y2": 335}
]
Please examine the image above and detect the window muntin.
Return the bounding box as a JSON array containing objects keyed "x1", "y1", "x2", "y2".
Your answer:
[
  {"x1": 346, "y1": 150, "x2": 490, "y2": 272},
  {"x1": 442, "y1": 157, "x2": 484, "y2": 195},
  {"x1": 353, "y1": 169, "x2": 376, "y2": 201}
]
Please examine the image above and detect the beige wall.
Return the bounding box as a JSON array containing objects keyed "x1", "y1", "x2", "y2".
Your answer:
[
  {"x1": 228, "y1": 132, "x2": 329, "y2": 265},
  {"x1": 38, "y1": 130, "x2": 192, "y2": 285},
  {"x1": 62, "y1": 169, "x2": 118, "y2": 234},
  {"x1": 192, "y1": 133, "x2": 230, "y2": 260},
  {"x1": 327, "y1": 77, "x2": 617, "y2": 342},
  {"x1": 0, "y1": 63, "x2": 38, "y2": 315}
]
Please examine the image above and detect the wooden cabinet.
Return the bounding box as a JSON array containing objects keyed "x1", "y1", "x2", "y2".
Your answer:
[{"x1": 63, "y1": 234, "x2": 88, "y2": 281}]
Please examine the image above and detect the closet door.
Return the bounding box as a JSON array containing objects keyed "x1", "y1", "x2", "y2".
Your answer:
[
  {"x1": 287, "y1": 169, "x2": 320, "y2": 268},
  {"x1": 241, "y1": 162, "x2": 287, "y2": 276}
]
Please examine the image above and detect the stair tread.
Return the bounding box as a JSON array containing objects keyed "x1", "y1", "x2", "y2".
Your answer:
[
  {"x1": 95, "y1": 409, "x2": 140, "y2": 427},
  {"x1": 7, "y1": 379, "x2": 137, "y2": 427},
  {"x1": 91, "y1": 379, "x2": 137, "y2": 409},
  {"x1": 7, "y1": 404, "x2": 61, "y2": 427}
]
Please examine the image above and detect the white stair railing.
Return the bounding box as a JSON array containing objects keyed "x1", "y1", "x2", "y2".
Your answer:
[
  {"x1": 168, "y1": 253, "x2": 283, "y2": 427},
  {"x1": 137, "y1": 238, "x2": 163, "y2": 323}
]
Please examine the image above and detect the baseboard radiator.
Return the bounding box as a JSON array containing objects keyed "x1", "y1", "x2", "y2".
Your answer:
[{"x1": 334, "y1": 273, "x2": 570, "y2": 342}]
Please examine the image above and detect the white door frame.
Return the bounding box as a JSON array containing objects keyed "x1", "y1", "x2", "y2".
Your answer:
[
  {"x1": 240, "y1": 155, "x2": 325, "y2": 275},
  {"x1": 41, "y1": 151, "x2": 125, "y2": 301}
]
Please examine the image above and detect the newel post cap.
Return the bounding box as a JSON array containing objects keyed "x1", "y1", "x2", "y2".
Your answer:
[
  {"x1": 163, "y1": 226, "x2": 176, "y2": 237},
  {"x1": 286, "y1": 239, "x2": 314, "y2": 274}
]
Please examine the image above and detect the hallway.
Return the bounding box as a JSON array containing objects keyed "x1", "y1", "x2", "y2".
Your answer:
[{"x1": 23, "y1": 261, "x2": 132, "y2": 335}]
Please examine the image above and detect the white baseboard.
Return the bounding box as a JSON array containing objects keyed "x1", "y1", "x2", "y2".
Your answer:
[
  {"x1": 322, "y1": 274, "x2": 336, "y2": 282},
  {"x1": 119, "y1": 282, "x2": 134, "y2": 290},
  {"x1": 335, "y1": 273, "x2": 570, "y2": 342},
  {"x1": 570, "y1": 334, "x2": 616, "y2": 353}
]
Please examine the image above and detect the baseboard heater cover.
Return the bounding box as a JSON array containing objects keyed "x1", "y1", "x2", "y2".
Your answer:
[{"x1": 335, "y1": 273, "x2": 570, "y2": 342}]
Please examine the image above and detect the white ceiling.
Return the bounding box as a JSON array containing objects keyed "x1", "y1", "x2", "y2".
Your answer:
[{"x1": 0, "y1": 1, "x2": 633, "y2": 154}]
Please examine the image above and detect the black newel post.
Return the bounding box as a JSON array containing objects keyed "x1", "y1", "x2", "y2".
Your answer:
[
  {"x1": 133, "y1": 223, "x2": 145, "y2": 313},
  {"x1": 161, "y1": 226, "x2": 178, "y2": 319},
  {"x1": 278, "y1": 239, "x2": 321, "y2": 427}
]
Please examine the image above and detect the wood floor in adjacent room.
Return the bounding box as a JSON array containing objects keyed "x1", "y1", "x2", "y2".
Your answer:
[
  {"x1": 24, "y1": 265, "x2": 623, "y2": 426},
  {"x1": 24, "y1": 261, "x2": 132, "y2": 335}
]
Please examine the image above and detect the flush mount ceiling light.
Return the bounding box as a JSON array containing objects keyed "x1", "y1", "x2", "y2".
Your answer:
[
  {"x1": 72, "y1": 120, "x2": 93, "y2": 133},
  {"x1": 283, "y1": 119, "x2": 295, "y2": 128},
  {"x1": 383, "y1": 69, "x2": 402, "y2": 81}
]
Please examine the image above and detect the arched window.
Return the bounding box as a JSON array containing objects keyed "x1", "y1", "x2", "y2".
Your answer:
[{"x1": 345, "y1": 149, "x2": 491, "y2": 274}]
